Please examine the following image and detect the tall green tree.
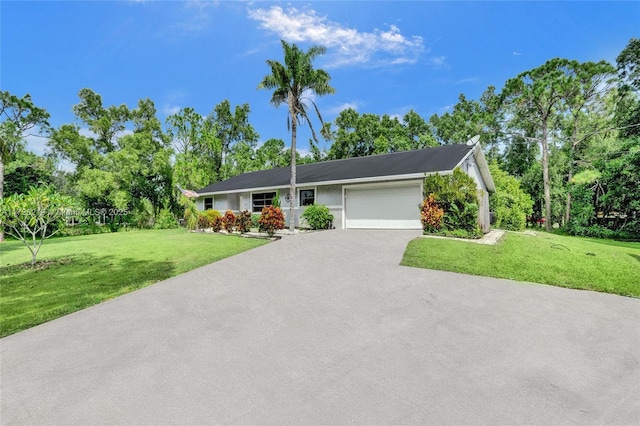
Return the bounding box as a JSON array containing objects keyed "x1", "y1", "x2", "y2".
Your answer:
[
  {"x1": 209, "y1": 100, "x2": 258, "y2": 180},
  {"x1": 4, "y1": 149, "x2": 56, "y2": 196},
  {"x1": 72, "y1": 88, "x2": 130, "y2": 153},
  {"x1": 0, "y1": 91, "x2": 50, "y2": 241},
  {"x1": 0, "y1": 91, "x2": 50, "y2": 201},
  {"x1": 50, "y1": 90, "x2": 173, "y2": 224},
  {"x1": 402, "y1": 110, "x2": 438, "y2": 149},
  {"x1": 599, "y1": 137, "x2": 640, "y2": 235},
  {"x1": 166, "y1": 107, "x2": 220, "y2": 190},
  {"x1": 327, "y1": 109, "x2": 436, "y2": 159},
  {"x1": 502, "y1": 58, "x2": 573, "y2": 230},
  {"x1": 559, "y1": 61, "x2": 616, "y2": 224},
  {"x1": 254, "y1": 138, "x2": 288, "y2": 170},
  {"x1": 258, "y1": 40, "x2": 335, "y2": 232},
  {"x1": 615, "y1": 38, "x2": 640, "y2": 138},
  {"x1": 429, "y1": 87, "x2": 502, "y2": 154}
]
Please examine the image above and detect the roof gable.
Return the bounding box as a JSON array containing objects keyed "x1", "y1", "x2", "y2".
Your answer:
[{"x1": 197, "y1": 144, "x2": 474, "y2": 194}]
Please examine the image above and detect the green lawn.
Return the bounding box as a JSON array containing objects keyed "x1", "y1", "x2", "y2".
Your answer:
[
  {"x1": 0, "y1": 229, "x2": 267, "y2": 337},
  {"x1": 401, "y1": 231, "x2": 640, "y2": 297}
]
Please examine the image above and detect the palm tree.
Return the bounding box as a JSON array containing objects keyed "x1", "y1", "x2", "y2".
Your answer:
[{"x1": 258, "y1": 40, "x2": 335, "y2": 232}]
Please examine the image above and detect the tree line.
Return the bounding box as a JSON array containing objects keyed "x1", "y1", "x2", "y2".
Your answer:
[{"x1": 1, "y1": 37, "x2": 638, "y2": 238}]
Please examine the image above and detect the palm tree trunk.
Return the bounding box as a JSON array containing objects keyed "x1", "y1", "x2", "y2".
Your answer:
[{"x1": 289, "y1": 103, "x2": 297, "y2": 233}]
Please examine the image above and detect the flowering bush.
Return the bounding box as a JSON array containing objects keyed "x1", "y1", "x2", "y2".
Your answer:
[
  {"x1": 221, "y1": 210, "x2": 236, "y2": 232},
  {"x1": 258, "y1": 206, "x2": 285, "y2": 236},
  {"x1": 420, "y1": 194, "x2": 444, "y2": 233},
  {"x1": 235, "y1": 210, "x2": 252, "y2": 234}
]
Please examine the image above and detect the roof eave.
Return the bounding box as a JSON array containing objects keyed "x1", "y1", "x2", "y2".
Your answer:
[
  {"x1": 473, "y1": 144, "x2": 496, "y2": 192},
  {"x1": 195, "y1": 170, "x2": 457, "y2": 197}
]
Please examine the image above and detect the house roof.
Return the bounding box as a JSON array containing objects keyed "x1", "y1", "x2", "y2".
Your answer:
[{"x1": 197, "y1": 143, "x2": 490, "y2": 195}]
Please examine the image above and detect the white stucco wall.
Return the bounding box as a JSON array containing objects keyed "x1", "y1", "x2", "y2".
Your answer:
[
  {"x1": 213, "y1": 195, "x2": 227, "y2": 212},
  {"x1": 462, "y1": 157, "x2": 491, "y2": 233},
  {"x1": 464, "y1": 157, "x2": 487, "y2": 193}
]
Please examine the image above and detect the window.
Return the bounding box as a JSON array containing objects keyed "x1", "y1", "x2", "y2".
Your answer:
[
  {"x1": 300, "y1": 189, "x2": 315, "y2": 206},
  {"x1": 204, "y1": 197, "x2": 213, "y2": 210},
  {"x1": 252, "y1": 192, "x2": 276, "y2": 213}
]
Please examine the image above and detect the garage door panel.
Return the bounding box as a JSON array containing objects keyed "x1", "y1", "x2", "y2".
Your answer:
[{"x1": 345, "y1": 184, "x2": 422, "y2": 229}]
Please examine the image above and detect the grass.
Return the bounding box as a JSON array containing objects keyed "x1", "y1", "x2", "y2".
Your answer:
[
  {"x1": 0, "y1": 229, "x2": 267, "y2": 337},
  {"x1": 401, "y1": 231, "x2": 640, "y2": 297}
]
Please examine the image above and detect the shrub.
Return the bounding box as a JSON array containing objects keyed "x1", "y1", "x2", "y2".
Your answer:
[
  {"x1": 235, "y1": 210, "x2": 252, "y2": 234},
  {"x1": 444, "y1": 201, "x2": 479, "y2": 233},
  {"x1": 258, "y1": 206, "x2": 285, "y2": 236},
  {"x1": 423, "y1": 168, "x2": 480, "y2": 237},
  {"x1": 197, "y1": 213, "x2": 210, "y2": 230},
  {"x1": 489, "y1": 162, "x2": 533, "y2": 231},
  {"x1": 301, "y1": 204, "x2": 334, "y2": 230},
  {"x1": 420, "y1": 194, "x2": 444, "y2": 233},
  {"x1": 251, "y1": 214, "x2": 261, "y2": 229},
  {"x1": 195, "y1": 209, "x2": 223, "y2": 232},
  {"x1": 133, "y1": 198, "x2": 155, "y2": 229},
  {"x1": 181, "y1": 198, "x2": 199, "y2": 230},
  {"x1": 221, "y1": 210, "x2": 236, "y2": 232},
  {"x1": 154, "y1": 208, "x2": 178, "y2": 229},
  {"x1": 205, "y1": 209, "x2": 221, "y2": 226},
  {"x1": 272, "y1": 191, "x2": 281, "y2": 208},
  {"x1": 424, "y1": 168, "x2": 478, "y2": 210},
  {"x1": 210, "y1": 216, "x2": 222, "y2": 232}
]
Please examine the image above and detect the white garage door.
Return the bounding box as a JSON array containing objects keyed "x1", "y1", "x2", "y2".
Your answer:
[{"x1": 345, "y1": 184, "x2": 422, "y2": 229}]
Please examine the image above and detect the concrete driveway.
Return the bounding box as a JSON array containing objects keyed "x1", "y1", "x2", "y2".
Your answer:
[{"x1": 1, "y1": 230, "x2": 639, "y2": 425}]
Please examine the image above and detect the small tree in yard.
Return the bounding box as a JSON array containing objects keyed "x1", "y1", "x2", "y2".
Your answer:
[{"x1": 0, "y1": 186, "x2": 75, "y2": 265}]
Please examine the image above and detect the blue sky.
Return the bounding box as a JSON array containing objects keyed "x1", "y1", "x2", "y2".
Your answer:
[{"x1": 2, "y1": 1, "x2": 638, "y2": 158}]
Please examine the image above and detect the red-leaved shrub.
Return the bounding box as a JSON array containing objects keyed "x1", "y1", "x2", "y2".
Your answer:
[
  {"x1": 235, "y1": 210, "x2": 252, "y2": 234},
  {"x1": 420, "y1": 194, "x2": 444, "y2": 233},
  {"x1": 221, "y1": 210, "x2": 236, "y2": 232},
  {"x1": 258, "y1": 206, "x2": 285, "y2": 236}
]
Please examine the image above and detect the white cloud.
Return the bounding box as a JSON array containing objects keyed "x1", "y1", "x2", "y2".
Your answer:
[
  {"x1": 296, "y1": 148, "x2": 311, "y2": 157},
  {"x1": 327, "y1": 101, "x2": 360, "y2": 115},
  {"x1": 24, "y1": 131, "x2": 49, "y2": 157},
  {"x1": 455, "y1": 77, "x2": 478, "y2": 85},
  {"x1": 513, "y1": 51, "x2": 523, "y2": 56},
  {"x1": 185, "y1": 0, "x2": 219, "y2": 11},
  {"x1": 247, "y1": 6, "x2": 425, "y2": 67},
  {"x1": 157, "y1": 0, "x2": 219, "y2": 37},
  {"x1": 21, "y1": 129, "x2": 76, "y2": 172},
  {"x1": 79, "y1": 127, "x2": 133, "y2": 141},
  {"x1": 163, "y1": 104, "x2": 181, "y2": 116},
  {"x1": 428, "y1": 55, "x2": 448, "y2": 68},
  {"x1": 78, "y1": 128, "x2": 98, "y2": 139}
]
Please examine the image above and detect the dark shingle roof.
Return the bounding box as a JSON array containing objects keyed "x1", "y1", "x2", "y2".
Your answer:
[{"x1": 197, "y1": 144, "x2": 473, "y2": 194}]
